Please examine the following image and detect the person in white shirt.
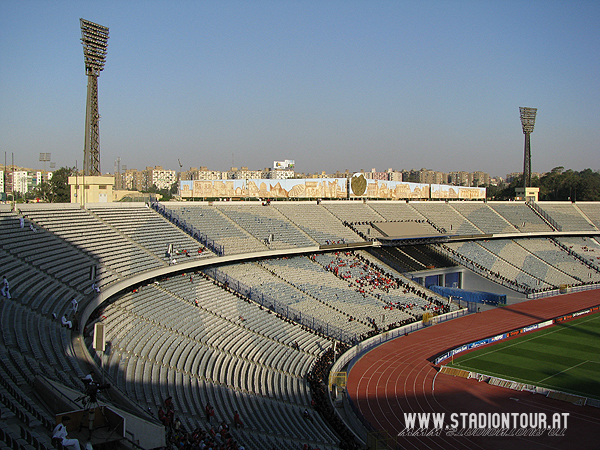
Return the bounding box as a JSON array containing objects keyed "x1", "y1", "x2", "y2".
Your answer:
[
  {"x1": 52, "y1": 416, "x2": 81, "y2": 450},
  {"x1": 61, "y1": 314, "x2": 73, "y2": 329}
]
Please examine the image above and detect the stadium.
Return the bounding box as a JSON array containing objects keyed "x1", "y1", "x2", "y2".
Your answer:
[{"x1": 1, "y1": 199, "x2": 599, "y2": 450}]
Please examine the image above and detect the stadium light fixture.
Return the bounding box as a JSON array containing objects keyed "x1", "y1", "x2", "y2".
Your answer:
[
  {"x1": 519, "y1": 107, "x2": 537, "y2": 190},
  {"x1": 39, "y1": 152, "x2": 51, "y2": 172},
  {"x1": 80, "y1": 18, "x2": 109, "y2": 176}
]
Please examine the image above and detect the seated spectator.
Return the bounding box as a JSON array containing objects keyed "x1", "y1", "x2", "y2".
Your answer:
[{"x1": 52, "y1": 416, "x2": 80, "y2": 450}]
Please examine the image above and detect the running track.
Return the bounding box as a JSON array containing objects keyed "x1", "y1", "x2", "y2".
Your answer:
[{"x1": 347, "y1": 290, "x2": 600, "y2": 450}]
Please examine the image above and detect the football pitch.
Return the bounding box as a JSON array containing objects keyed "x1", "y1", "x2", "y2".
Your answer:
[{"x1": 448, "y1": 312, "x2": 600, "y2": 400}]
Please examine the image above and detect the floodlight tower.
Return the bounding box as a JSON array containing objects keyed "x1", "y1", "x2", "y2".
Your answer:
[
  {"x1": 80, "y1": 18, "x2": 109, "y2": 176},
  {"x1": 519, "y1": 107, "x2": 537, "y2": 190},
  {"x1": 39, "y1": 152, "x2": 50, "y2": 172}
]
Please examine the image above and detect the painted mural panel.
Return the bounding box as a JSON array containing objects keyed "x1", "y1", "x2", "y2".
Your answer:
[
  {"x1": 180, "y1": 178, "x2": 347, "y2": 199},
  {"x1": 430, "y1": 184, "x2": 486, "y2": 200},
  {"x1": 349, "y1": 174, "x2": 430, "y2": 199},
  {"x1": 180, "y1": 178, "x2": 484, "y2": 200}
]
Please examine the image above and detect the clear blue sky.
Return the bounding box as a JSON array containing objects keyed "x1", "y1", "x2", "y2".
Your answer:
[{"x1": 1, "y1": 0, "x2": 599, "y2": 178}]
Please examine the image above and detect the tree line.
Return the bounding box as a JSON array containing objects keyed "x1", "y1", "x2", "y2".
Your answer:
[{"x1": 489, "y1": 167, "x2": 600, "y2": 201}]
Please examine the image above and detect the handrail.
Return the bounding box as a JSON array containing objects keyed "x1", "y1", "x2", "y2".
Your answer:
[
  {"x1": 202, "y1": 266, "x2": 360, "y2": 344},
  {"x1": 151, "y1": 201, "x2": 224, "y2": 256},
  {"x1": 527, "y1": 201, "x2": 562, "y2": 231}
]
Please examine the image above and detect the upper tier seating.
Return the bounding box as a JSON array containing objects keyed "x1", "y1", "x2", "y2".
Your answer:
[
  {"x1": 538, "y1": 203, "x2": 599, "y2": 232},
  {"x1": 412, "y1": 202, "x2": 482, "y2": 235},
  {"x1": 410, "y1": 202, "x2": 481, "y2": 235},
  {"x1": 20, "y1": 205, "x2": 164, "y2": 281},
  {"x1": 0, "y1": 209, "x2": 109, "y2": 291},
  {"x1": 367, "y1": 202, "x2": 427, "y2": 222},
  {"x1": 90, "y1": 206, "x2": 215, "y2": 261},
  {"x1": 217, "y1": 204, "x2": 318, "y2": 249},
  {"x1": 165, "y1": 205, "x2": 269, "y2": 255},
  {"x1": 322, "y1": 202, "x2": 386, "y2": 223},
  {"x1": 576, "y1": 203, "x2": 600, "y2": 229},
  {"x1": 273, "y1": 203, "x2": 363, "y2": 244},
  {"x1": 488, "y1": 203, "x2": 554, "y2": 232},
  {"x1": 450, "y1": 202, "x2": 517, "y2": 234}
]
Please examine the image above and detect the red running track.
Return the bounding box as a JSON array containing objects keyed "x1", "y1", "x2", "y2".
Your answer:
[{"x1": 347, "y1": 290, "x2": 600, "y2": 450}]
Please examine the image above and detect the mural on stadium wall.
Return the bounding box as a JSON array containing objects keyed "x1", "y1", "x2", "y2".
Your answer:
[
  {"x1": 430, "y1": 184, "x2": 486, "y2": 200},
  {"x1": 179, "y1": 178, "x2": 347, "y2": 199},
  {"x1": 349, "y1": 174, "x2": 431, "y2": 199},
  {"x1": 179, "y1": 178, "x2": 486, "y2": 200}
]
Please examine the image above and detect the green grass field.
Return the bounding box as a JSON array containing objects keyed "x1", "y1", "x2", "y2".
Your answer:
[{"x1": 448, "y1": 312, "x2": 600, "y2": 400}]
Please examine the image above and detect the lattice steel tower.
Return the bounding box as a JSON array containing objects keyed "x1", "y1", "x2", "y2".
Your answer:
[
  {"x1": 519, "y1": 107, "x2": 537, "y2": 190},
  {"x1": 80, "y1": 18, "x2": 109, "y2": 176}
]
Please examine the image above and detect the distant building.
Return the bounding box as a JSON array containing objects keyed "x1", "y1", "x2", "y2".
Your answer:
[
  {"x1": 448, "y1": 171, "x2": 472, "y2": 186},
  {"x1": 363, "y1": 168, "x2": 389, "y2": 181},
  {"x1": 305, "y1": 171, "x2": 330, "y2": 179},
  {"x1": 472, "y1": 171, "x2": 490, "y2": 186},
  {"x1": 117, "y1": 167, "x2": 176, "y2": 191},
  {"x1": 33, "y1": 171, "x2": 51, "y2": 188},
  {"x1": 147, "y1": 166, "x2": 177, "y2": 190},
  {"x1": 386, "y1": 168, "x2": 402, "y2": 182},
  {"x1": 331, "y1": 169, "x2": 351, "y2": 179},
  {"x1": 235, "y1": 167, "x2": 264, "y2": 180},
  {"x1": 12, "y1": 171, "x2": 29, "y2": 195},
  {"x1": 121, "y1": 169, "x2": 145, "y2": 191},
  {"x1": 265, "y1": 168, "x2": 295, "y2": 179},
  {"x1": 194, "y1": 168, "x2": 225, "y2": 180},
  {"x1": 401, "y1": 169, "x2": 420, "y2": 183},
  {"x1": 419, "y1": 169, "x2": 445, "y2": 185}
]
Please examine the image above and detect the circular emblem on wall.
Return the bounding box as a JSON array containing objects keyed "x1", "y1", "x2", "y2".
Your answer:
[{"x1": 351, "y1": 173, "x2": 367, "y2": 196}]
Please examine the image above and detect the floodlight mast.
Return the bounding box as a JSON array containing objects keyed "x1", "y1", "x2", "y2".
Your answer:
[
  {"x1": 519, "y1": 107, "x2": 537, "y2": 191},
  {"x1": 80, "y1": 18, "x2": 109, "y2": 176}
]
